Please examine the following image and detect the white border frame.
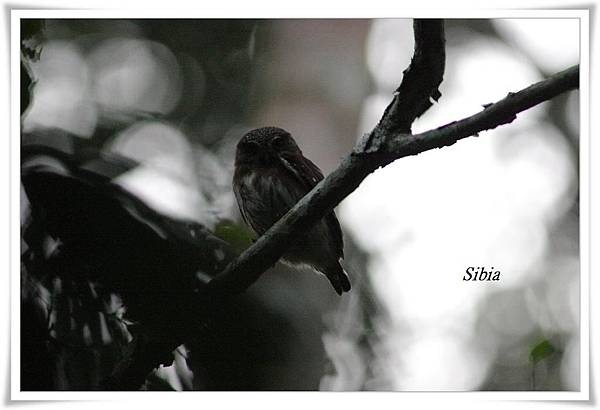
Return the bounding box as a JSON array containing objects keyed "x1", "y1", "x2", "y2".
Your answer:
[{"x1": 9, "y1": 8, "x2": 590, "y2": 402}]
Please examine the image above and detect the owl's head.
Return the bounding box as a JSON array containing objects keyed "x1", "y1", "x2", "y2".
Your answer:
[{"x1": 235, "y1": 127, "x2": 301, "y2": 167}]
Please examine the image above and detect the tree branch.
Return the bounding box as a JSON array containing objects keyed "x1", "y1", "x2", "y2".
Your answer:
[
  {"x1": 102, "y1": 63, "x2": 579, "y2": 389},
  {"x1": 383, "y1": 64, "x2": 579, "y2": 156},
  {"x1": 367, "y1": 19, "x2": 445, "y2": 146},
  {"x1": 93, "y1": 20, "x2": 579, "y2": 389},
  {"x1": 206, "y1": 62, "x2": 579, "y2": 296},
  {"x1": 205, "y1": 19, "x2": 448, "y2": 295}
]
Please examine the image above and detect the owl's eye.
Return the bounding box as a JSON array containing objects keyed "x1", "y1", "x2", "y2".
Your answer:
[{"x1": 271, "y1": 135, "x2": 285, "y2": 150}]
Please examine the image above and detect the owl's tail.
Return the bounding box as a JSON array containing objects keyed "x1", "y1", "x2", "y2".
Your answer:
[{"x1": 325, "y1": 261, "x2": 351, "y2": 295}]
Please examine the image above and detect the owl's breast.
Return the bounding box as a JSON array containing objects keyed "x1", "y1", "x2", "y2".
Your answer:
[{"x1": 235, "y1": 166, "x2": 304, "y2": 235}]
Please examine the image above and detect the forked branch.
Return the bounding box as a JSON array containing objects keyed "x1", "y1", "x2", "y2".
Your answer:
[{"x1": 205, "y1": 20, "x2": 579, "y2": 296}]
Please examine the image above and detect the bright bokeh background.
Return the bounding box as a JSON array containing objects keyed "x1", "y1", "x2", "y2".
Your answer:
[
  {"x1": 21, "y1": 18, "x2": 580, "y2": 391},
  {"x1": 339, "y1": 19, "x2": 579, "y2": 390}
]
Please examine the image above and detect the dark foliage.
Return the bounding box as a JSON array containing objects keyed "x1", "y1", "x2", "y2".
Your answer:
[
  {"x1": 21, "y1": 128, "x2": 229, "y2": 388},
  {"x1": 19, "y1": 19, "x2": 332, "y2": 391}
]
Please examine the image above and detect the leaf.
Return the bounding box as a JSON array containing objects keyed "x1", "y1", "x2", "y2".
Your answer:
[
  {"x1": 529, "y1": 339, "x2": 556, "y2": 364},
  {"x1": 213, "y1": 219, "x2": 256, "y2": 253}
]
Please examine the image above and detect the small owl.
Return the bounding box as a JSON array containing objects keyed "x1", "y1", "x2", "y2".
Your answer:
[{"x1": 232, "y1": 127, "x2": 351, "y2": 295}]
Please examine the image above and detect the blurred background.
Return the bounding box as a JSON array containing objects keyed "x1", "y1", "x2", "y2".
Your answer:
[{"x1": 20, "y1": 18, "x2": 580, "y2": 391}]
